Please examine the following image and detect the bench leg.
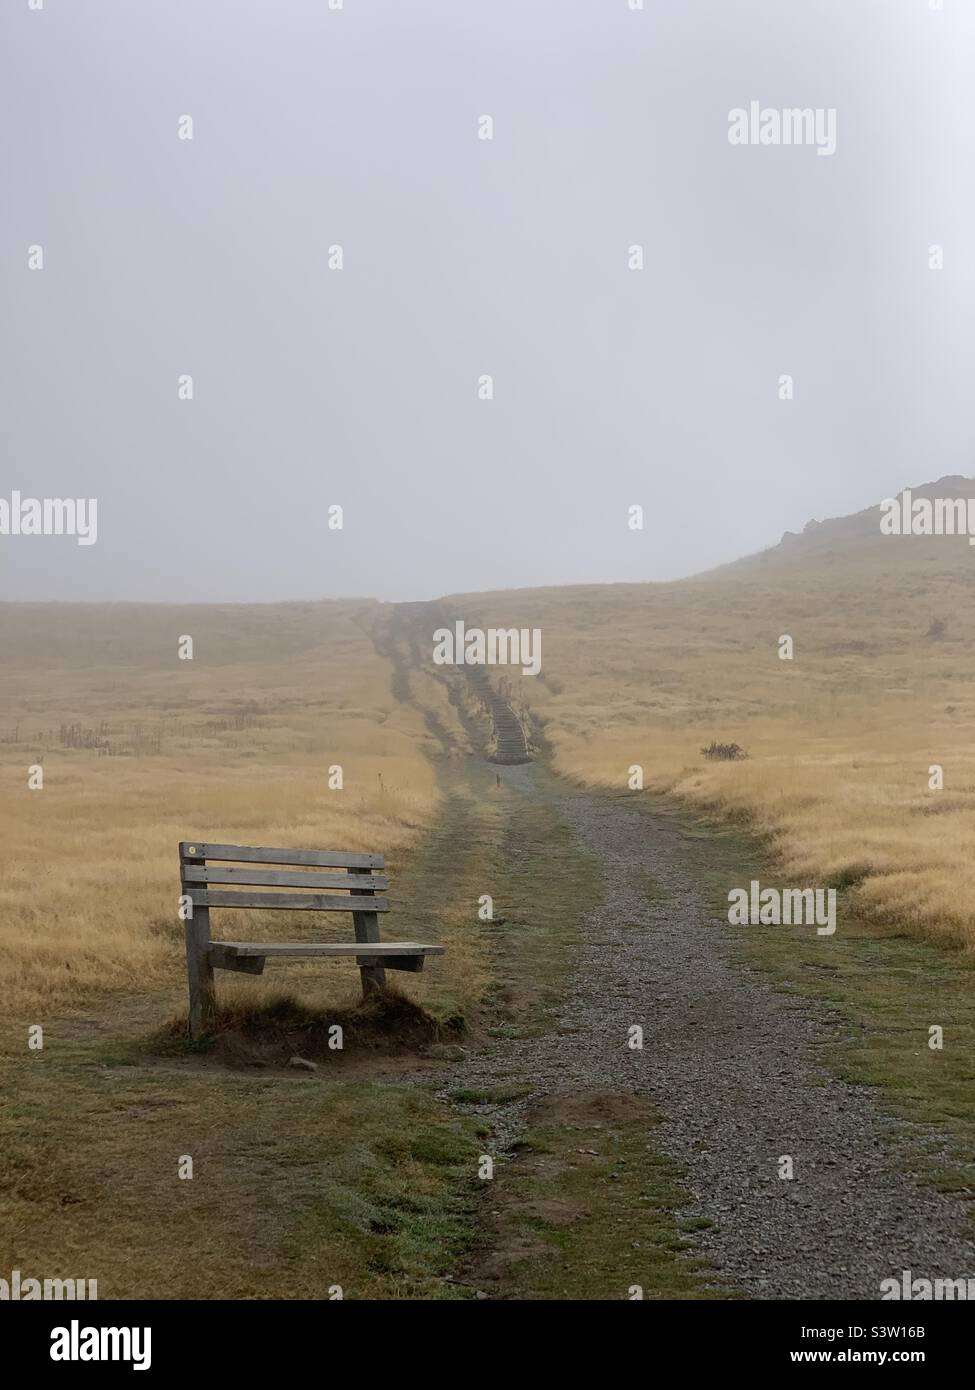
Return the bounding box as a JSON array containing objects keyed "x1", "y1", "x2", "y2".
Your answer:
[
  {"x1": 352, "y1": 908, "x2": 386, "y2": 995},
  {"x1": 185, "y1": 905, "x2": 215, "y2": 1037}
]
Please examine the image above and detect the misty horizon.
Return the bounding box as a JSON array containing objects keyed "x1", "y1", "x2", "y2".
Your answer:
[
  {"x1": 2, "y1": 469, "x2": 972, "y2": 607},
  {"x1": 4, "y1": 0, "x2": 973, "y2": 604}
]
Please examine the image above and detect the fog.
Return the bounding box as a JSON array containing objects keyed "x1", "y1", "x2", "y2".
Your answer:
[{"x1": 3, "y1": 0, "x2": 973, "y2": 601}]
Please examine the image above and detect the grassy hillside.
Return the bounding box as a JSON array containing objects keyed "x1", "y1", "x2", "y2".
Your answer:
[
  {"x1": 4, "y1": 485, "x2": 975, "y2": 1300},
  {"x1": 449, "y1": 477, "x2": 975, "y2": 951},
  {"x1": 0, "y1": 601, "x2": 451, "y2": 1025}
]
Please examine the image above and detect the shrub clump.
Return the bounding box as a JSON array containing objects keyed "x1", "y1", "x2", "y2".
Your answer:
[{"x1": 701, "y1": 741, "x2": 748, "y2": 762}]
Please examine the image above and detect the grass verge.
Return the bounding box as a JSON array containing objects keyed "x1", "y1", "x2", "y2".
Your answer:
[
  {"x1": 0, "y1": 1024, "x2": 487, "y2": 1299},
  {"x1": 463, "y1": 1092, "x2": 726, "y2": 1300},
  {"x1": 639, "y1": 795, "x2": 975, "y2": 1208}
]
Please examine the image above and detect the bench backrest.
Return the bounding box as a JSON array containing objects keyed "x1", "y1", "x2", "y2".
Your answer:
[{"x1": 178, "y1": 841, "x2": 390, "y2": 913}]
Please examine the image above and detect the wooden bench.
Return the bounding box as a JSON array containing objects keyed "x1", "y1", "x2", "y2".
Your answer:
[{"x1": 179, "y1": 841, "x2": 444, "y2": 1036}]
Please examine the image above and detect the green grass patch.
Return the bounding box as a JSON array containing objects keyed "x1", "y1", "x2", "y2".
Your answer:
[
  {"x1": 465, "y1": 1091, "x2": 727, "y2": 1300},
  {"x1": 448, "y1": 1084, "x2": 533, "y2": 1105},
  {"x1": 0, "y1": 1040, "x2": 484, "y2": 1300}
]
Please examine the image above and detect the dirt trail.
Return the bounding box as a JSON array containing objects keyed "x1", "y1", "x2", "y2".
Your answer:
[
  {"x1": 461, "y1": 767, "x2": 973, "y2": 1297},
  {"x1": 380, "y1": 603, "x2": 974, "y2": 1299}
]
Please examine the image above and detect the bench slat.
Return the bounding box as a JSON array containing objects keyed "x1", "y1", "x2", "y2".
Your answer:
[
  {"x1": 210, "y1": 941, "x2": 443, "y2": 956},
  {"x1": 208, "y1": 945, "x2": 266, "y2": 974},
  {"x1": 182, "y1": 866, "x2": 388, "y2": 891},
  {"x1": 189, "y1": 890, "x2": 390, "y2": 912},
  {"x1": 179, "y1": 842, "x2": 383, "y2": 869}
]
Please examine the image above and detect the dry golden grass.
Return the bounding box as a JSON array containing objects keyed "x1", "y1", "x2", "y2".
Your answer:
[
  {"x1": 0, "y1": 601, "x2": 441, "y2": 1024},
  {"x1": 449, "y1": 514, "x2": 975, "y2": 952},
  {"x1": 7, "y1": 484, "x2": 975, "y2": 1030}
]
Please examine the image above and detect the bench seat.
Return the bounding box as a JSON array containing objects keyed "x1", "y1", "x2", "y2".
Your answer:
[
  {"x1": 212, "y1": 941, "x2": 444, "y2": 957},
  {"x1": 207, "y1": 940, "x2": 444, "y2": 976},
  {"x1": 181, "y1": 840, "x2": 445, "y2": 1033}
]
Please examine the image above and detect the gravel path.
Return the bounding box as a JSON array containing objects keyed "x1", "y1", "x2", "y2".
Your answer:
[{"x1": 448, "y1": 764, "x2": 975, "y2": 1300}]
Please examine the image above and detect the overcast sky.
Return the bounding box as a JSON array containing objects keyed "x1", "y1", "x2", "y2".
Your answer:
[{"x1": 2, "y1": 0, "x2": 973, "y2": 602}]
